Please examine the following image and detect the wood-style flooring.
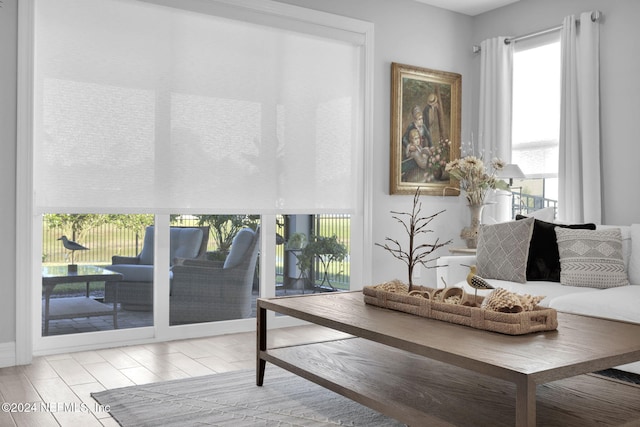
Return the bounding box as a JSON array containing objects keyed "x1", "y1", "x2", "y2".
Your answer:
[{"x1": 0, "y1": 325, "x2": 345, "y2": 427}]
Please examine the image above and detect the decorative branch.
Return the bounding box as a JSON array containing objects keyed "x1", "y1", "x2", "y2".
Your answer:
[{"x1": 375, "y1": 188, "x2": 452, "y2": 291}]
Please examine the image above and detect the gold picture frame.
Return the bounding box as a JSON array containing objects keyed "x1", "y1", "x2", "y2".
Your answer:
[{"x1": 390, "y1": 62, "x2": 461, "y2": 195}]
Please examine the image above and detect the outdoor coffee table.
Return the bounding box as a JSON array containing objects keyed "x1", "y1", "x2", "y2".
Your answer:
[
  {"x1": 257, "y1": 291, "x2": 640, "y2": 426},
  {"x1": 42, "y1": 265, "x2": 123, "y2": 335}
]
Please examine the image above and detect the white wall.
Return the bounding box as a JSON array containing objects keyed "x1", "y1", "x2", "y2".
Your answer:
[{"x1": 0, "y1": 0, "x2": 18, "y2": 347}]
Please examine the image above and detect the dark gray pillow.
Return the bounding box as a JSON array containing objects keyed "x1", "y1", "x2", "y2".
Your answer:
[{"x1": 476, "y1": 217, "x2": 535, "y2": 283}]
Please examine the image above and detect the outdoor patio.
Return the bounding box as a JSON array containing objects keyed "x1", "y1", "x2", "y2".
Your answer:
[{"x1": 42, "y1": 287, "x2": 317, "y2": 337}]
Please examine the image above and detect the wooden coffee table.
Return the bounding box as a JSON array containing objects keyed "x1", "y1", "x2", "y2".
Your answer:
[{"x1": 257, "y1": 291, "x2": 640, "y2": 426}]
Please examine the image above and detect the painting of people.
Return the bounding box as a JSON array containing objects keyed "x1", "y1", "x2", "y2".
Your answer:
[{"x1": 390, "y1": 63, "x2": 461, "y2": 195}]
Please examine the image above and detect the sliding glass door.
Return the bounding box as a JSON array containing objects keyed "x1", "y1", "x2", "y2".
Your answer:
[{"x1": 21, "y1": 0, "x2": 371, "y2": 358}]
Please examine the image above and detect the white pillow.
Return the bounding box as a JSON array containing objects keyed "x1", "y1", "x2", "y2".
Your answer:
[
  {"x1": 555, "y1": 227, "x2": 629, "y2": 288},
  {"x1": 522, "y1": 207, "x2": 555, "y2": 222}
]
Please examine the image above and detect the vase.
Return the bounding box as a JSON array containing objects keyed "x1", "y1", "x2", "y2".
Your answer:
[{"x1": 460, "y1": 204, "x2": 485, "y2": 249}]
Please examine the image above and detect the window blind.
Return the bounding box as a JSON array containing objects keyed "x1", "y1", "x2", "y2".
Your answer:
[{"x1": 34, "y1": 0, "x2": 364, "y2": 214}]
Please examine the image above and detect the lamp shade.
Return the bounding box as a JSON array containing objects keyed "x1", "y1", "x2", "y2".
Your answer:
[{"x1": 498, "y1": 164, "x2": 526, "y2": 179}]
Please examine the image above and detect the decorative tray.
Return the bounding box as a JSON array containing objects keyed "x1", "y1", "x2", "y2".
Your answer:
[{"x1": 362, "y1": 284, "x2": 558, "y2": 335}]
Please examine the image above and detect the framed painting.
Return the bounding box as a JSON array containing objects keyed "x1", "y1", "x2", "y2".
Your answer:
[{"x1": 390, "y1": 62, "x2": 461, "y2": 195}]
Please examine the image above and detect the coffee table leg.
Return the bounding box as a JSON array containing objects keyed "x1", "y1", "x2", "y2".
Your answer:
[
  {"x1": 515, "y1": 377, "x2": 536, "y2": 426},
  {"x1": 256, "y1": 301, "x2": 267, "y2": 386}
]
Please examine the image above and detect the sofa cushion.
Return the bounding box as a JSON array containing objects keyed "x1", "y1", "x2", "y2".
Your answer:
[
  {"x1": 520, "y1": 207, "x2": 556, "y2": 222},
  {"x1": 476, "y1": 217, "x2": 534, "y2": 283},
  {"x1": 170, "y1": 227, "x2": 204, "y2": 260},
  {"x1": 549, "y1": 285, "x2": 640, "y2": 324},
  {"x1": 138, "y1": 226, "x2": 204, "y2": 266},
  {"x1": 106, "y1": 264, "x2": 155, "y2": 282},
  {"x1": 516, "y1": 215, "x2": 596, "y2": 282},
  {"x1": 555, "y1": 227, "x2": 629, "y2": 288},
  {"x1": 224, "y1": 228, "x2": 255, "y2": 269},
  {"x1": 139, "y1": 226, "x2": 156, "y2": 265},
  {"x1": 452, "y1": 278, "x2": 597, "y2": 308}
]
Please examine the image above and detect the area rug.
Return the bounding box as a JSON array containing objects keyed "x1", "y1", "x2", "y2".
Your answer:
[
  {"x1": 595, "y1": 368, "x2": 640, "y2": 384},
  {"x1": 91, "y1": 366, "x2": 402, "y2": 426}
]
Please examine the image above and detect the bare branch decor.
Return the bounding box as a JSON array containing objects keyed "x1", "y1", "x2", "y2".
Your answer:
[{"x1": 376, "y1": 188, "x2": 452, "y2": 290}]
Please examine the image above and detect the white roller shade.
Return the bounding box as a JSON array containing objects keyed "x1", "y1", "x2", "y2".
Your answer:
[{"x1": 34, "y1": 0, "x2": 364, "y2": 214}]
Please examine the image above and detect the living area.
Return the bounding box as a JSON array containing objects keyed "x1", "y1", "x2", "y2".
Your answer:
[{"x1": 1, "y1": 0, "x2": 640, "y2": 425}]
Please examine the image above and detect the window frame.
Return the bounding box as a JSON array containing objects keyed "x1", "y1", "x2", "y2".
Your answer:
[{"x1": 16, "y1": 0, "x2": 374, "y2": 363}]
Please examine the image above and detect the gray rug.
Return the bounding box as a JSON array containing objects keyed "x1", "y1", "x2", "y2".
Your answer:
[{"x1": 91, "y1": 366, "x2": 402, "y2": 426}]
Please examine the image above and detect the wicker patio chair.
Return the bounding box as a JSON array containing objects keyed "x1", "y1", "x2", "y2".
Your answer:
[
  {"x1": 105, "y1": 226, "x2": 209, "y2": 310},
  {"x1": 169, "y1": 227, "x2": 260, "y2": 325}
]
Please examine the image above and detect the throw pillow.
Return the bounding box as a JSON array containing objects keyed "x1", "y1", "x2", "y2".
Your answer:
[
  {"x1": 524, "y1": 207, "x2": 556, "y2": 222},
  {"x1": 555, "y1": 227, "x2": 630, "y2": 288},
  {"x1": 476, "y1": 216, "x2": 534, "y2": 283},
  {"x1": 515, "y1": 215, "x2": 596, "y2": 282}
]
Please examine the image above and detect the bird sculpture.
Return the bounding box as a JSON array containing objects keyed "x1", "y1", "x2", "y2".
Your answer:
[
  {"x1": 58, "y1": 235, "x2": 89, "y2": 265},
  {"x1": 464, "y1": 264, "x2": 494, "y2": 304}
]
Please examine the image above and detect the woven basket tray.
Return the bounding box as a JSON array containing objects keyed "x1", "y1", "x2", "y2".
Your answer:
[{"x1": 362, "y1": 285, "x2": 558, "y2": 335}]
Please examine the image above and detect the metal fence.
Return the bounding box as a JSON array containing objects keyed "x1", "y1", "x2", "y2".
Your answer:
[
  {"x1": 42, "y1": 221, "x2": 145, "y2": 265},
  {"x1": 511, "y1": 192, "x2": 558, "y2": 219},
  {"x1": 313, "y1": 214, "x2": 351, "y2": 289},
  {"x1": 42, "y1": 214, "x2": 351, "y2": 289}
]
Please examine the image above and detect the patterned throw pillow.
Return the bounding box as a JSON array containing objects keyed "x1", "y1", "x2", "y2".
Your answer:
[
  {"x1": 476, "y1": 217, "x2": 535, "y2": 283},
  {"x1": 555, "y1": 227, "x2": 629, "y2": 288}
]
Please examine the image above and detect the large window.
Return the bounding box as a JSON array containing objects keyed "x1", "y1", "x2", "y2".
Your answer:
[
  {"x1": 22, "y1": 0, "x2": 371, "y2": 357},
  {"x1": 511, "y1": 36, "x2": 561, "y2": 217}
]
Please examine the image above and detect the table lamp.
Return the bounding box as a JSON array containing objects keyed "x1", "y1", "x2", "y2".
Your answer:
[{"x1": 498, "y1": 163, "x2": 526, "y2": 185}]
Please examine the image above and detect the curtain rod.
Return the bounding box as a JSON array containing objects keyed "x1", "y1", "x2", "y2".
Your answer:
[{"x1": 472, "y1": 10, "x2": 601, "y2": 53}]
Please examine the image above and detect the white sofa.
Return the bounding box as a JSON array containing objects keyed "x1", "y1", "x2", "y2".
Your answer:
[{"x1": 436, "y1": 224, "x2": 640, "y2": 375}]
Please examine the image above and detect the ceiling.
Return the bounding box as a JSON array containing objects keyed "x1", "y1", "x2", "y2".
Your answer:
[{"x1": 414, "y1": 0, "x2": 520, "y2": 16}]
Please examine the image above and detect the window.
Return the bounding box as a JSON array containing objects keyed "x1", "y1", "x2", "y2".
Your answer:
[
  {"x1": 511, "y1": 35, "x2": 561, "y2": 217},
  {"x1": 22, "y1": 0, "x2": 371, "y2": 356}
]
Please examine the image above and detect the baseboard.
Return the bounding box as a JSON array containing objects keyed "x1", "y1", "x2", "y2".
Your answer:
[{"x1": 0, "y1": 341, "x2": 16, "y2": 368}]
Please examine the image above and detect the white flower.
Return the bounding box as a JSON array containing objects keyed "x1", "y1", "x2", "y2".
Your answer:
[{"x1": 445, "y1": 154, "x2": 509, "y2": 205}]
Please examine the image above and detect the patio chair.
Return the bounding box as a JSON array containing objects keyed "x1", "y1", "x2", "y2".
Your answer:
[
  {"x1": 105, "y1": 226, "x2": 209, "y2": 310},
  {"x1": 169, "y1": 227, "x2": 260, "y2": 325}
]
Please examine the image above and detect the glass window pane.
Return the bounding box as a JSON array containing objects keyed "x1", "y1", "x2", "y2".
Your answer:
[
  {"x1": 278, "y1": 214, "x2": 350, "y2": 295},
  {"x1": 512, "y1": 40, "x2": 560, "y2": 178},
  {"x1": 169, "y1": 214, "x2": 260, "y2": 326},
  {"x1": 41, "y1": 214, "x2": 154, "y2": 336},
  {"x1": 511, "y1": 39, "x2": 560, "y2": 218},
  {"x1": 510, "y1": 179, "x2": 558, "y2": 219}
]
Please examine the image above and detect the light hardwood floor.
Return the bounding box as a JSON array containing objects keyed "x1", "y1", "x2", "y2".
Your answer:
[{"x1": 0, "y1": 325, "x2": 346, "y2": 427}]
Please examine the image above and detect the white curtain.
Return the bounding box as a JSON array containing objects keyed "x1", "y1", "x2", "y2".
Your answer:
[
  {"x1": 559, "y1": 12, "x2": 601, "y2": 223},
  {"x1": 478, "y1": 37, "x2": 513, "y2": 223}
]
